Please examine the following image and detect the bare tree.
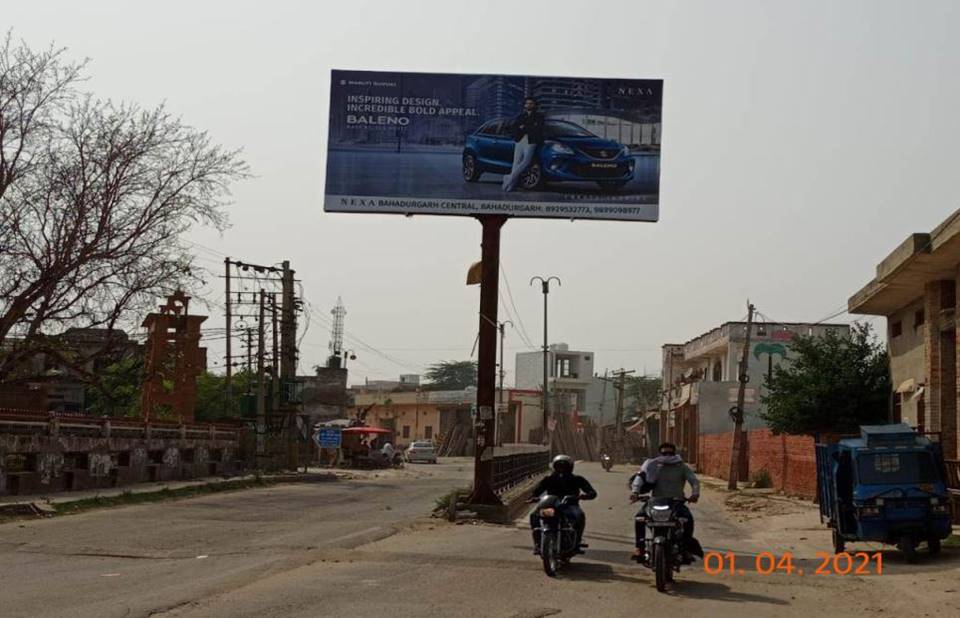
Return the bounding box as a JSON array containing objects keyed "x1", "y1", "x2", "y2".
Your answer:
[{"x1": 0, "y1": 34, "x2": 248, "y2": 383}]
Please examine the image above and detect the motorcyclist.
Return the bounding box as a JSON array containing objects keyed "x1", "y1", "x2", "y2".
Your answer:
[
  {"x1": 630, "y1": 442, "x2": 702, "y2": 563},
  {"x1": 529, "y1": 454, "x2": 597, "y2": 554}
]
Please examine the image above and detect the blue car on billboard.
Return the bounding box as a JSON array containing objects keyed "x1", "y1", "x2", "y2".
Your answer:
[{"x1": 462, "y1": 118, "x2": 635, "y2": 191}]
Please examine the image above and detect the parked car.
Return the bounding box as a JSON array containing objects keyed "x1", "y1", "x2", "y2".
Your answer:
[
  {"x1": 462, "y1": 118, "x2": 635, "y2": 191},
  {"x1": 405, "y1": 440, "x2": 438, "y2": 464}
]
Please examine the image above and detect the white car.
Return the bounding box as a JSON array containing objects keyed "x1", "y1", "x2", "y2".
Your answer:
[{"x1": 405, "y1": 440, "x2": 438, "y2": 464}]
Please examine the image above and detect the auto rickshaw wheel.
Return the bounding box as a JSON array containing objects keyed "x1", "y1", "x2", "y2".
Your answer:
[
  {"x1": 899, "y1": 534, "x2": 918, "y2": 563},
  {"x1": 832, "y1": 528, "x2": 845, "y2": 554},
  {"x1": 928, "y1": 537, "x2": 942, "y2": 556}
]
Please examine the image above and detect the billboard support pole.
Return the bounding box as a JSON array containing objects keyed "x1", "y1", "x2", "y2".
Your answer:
[{"x1": 468, "y1": 214, "x2": 507, "y2": 506}]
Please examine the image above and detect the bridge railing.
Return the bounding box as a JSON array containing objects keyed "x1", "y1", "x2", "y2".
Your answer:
[{"x1": 490, "y1": 444, "x2": 550, "y2": 495}]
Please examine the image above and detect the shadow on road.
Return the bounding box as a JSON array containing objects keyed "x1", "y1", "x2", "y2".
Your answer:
[
  {"x1": 582, "y1": 532, "x2": 634, "y2": 547},
  {"x1": 556, "y1": 561, "x2": 645, "y2": 584},
  {"x1": 669, "y1": 580, "x2": 790, "y2": 604}
]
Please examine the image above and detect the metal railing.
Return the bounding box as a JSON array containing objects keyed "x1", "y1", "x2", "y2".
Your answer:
[{"x1": 491, "y1": 446, "x2": 550, "y2": 495}]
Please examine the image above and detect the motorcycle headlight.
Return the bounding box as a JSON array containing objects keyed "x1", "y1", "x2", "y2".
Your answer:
[
  {"x1": 548, "y1": 141, "x2": 574, "y2": 155},
  {"x1": 539, "y1": 507, "x2": 556, "y2": 518}
]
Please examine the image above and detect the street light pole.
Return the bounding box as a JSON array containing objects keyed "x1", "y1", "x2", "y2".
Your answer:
[{"x1": 530, "y1": 276, "x2": 561, "y2": 449}]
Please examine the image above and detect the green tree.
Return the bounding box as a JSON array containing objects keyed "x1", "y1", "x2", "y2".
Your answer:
[
  {"x1": 423, "y1": 360, "x2": 477, "y2": 391},
  {"x1": 195, "y1": 369, "x2": 252, "y2": 421},
  {"x1": 760, "y1": 323, "x2": 890, "y2": 435},
  {"x1": 84, "y1": 356, "x2": 144, "y2": 417},
  {"x1": 625, "y1": 375, "x2": 662, "y2": 412}
]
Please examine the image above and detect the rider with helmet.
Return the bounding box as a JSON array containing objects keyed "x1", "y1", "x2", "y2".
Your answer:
[{"x1": 529, "y1": 454, "x2": 598, "y2": 554}]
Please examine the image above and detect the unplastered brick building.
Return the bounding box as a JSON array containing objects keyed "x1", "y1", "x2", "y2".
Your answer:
[{"x1": 849, "y1": 209, "x2": 960, "y2": 459}]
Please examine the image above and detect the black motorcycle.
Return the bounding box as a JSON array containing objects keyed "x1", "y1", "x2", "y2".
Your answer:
[
  {"x1": 634, "y1": 496, "x2": 690, "y2": 592},
  {"x1": 533, "y1": 494, "x2": 584, "y2": 576},
  {"x1": 600, "y1": 453, "x2": 613, "y2": 472}
]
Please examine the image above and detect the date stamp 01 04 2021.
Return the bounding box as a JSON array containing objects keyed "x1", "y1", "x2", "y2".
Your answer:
[{"x1": 703, "y1": 552, "x2": 883, "y2": 577}]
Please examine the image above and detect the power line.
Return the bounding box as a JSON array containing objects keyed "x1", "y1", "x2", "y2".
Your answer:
[{"x1": 500, "y1": 263, "x2": 536, "y2": 350}]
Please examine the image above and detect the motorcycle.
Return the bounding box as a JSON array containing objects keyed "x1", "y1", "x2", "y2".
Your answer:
[
  {"x1": 600, "y1": 453, "x2": 613, "y2": 472},
  {"x1": 533, "y1": 494, "x2": 585, "y2": 577},
  {"x1": 634, "y1": 496, "x2": 691, "y2": 592}
]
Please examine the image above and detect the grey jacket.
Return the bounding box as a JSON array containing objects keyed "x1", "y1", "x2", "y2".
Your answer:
[{"x1": 632, "y1": 460, "x2": 700, "y2": 499}]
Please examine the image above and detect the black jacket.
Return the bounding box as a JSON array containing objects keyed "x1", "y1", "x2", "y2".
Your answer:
[
  {"x1": 530, "y1": 472, "x2": 597, "y2": 500},
  {"x1": 508, "y1": 110, "x2": 545, "y2": 145}
]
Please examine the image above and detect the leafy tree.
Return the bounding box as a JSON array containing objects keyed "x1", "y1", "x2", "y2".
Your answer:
[
  {"x1": 84, "y1": 356, "x2": 144, "y2": 417},
  {"x1": 625, "y1": 375, "x2": 661, "y2": 412},
  {"x1": 195, "y1": 369, "x2": 252, "y2": 421},
  {"x1": 423, "y1": 360, "x2": 477, "y2": 391},
  {"x1": 760, "y1": 323, "x2": 890, "y2": 435},
  {"x1": 0, "y1": 34, "x2": 247, "y2": 384}
]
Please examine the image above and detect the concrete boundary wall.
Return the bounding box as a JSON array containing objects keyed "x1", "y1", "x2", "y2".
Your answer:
[{"x1": 0, "y1": 412, "x2": 243, "y2": 496}]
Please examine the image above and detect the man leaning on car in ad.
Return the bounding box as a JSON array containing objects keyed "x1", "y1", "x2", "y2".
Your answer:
[{"x1": 501, "y1": 97, "x2": 545, "y2": 192}]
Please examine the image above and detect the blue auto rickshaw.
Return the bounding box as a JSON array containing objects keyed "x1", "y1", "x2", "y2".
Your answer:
[{"x1": 815, "y1": 424, "x2": 952, "y2": 562}]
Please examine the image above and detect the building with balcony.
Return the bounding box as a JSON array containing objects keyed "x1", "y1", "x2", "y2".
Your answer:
[
  {"x1": 849, "y1": 209, "x2": 960, "y2": 459},
  {"x1": 659, "y1": 320, "x2": 849, "y2": 463},
  {"x1": 516, "y1": 344, "x2": 595, "y2": 417}
]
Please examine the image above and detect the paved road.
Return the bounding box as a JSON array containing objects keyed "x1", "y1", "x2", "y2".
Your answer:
[
  {"x1": 0, "y1": 460, "x2": 473, "y2": 618},
  {"x1": 3, "y1": 461, "x2": 959, "y2": 617},
  {"x1": 156, "y1": 463, "x2": 960, "y2": 618}
]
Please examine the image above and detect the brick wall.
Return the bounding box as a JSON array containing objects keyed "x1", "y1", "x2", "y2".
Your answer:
[{"x1": 698, "y1": 428, "x2": 817, "y2": 499}]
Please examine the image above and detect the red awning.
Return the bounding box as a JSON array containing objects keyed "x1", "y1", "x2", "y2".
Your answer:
[{"x1": 341, "y1": 426, "x2": 392, "y2": 435}]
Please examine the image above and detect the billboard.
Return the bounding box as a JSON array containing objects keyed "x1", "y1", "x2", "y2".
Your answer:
[{"x1": 324, "y1": 70, "x2": 662, "y2": 222}]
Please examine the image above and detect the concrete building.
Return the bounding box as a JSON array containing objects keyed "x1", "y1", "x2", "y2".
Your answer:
[
  {"x1": 515, "y1": 343, "x2": 595, "y2": 417},
  {"x1": 660, "y1": 320, "x2": 849, "y2": 463},
  {"x1": 0, "y1": 327, "x2": 140, "y2": 413},
  {"x1": 351, "y1": 386, "x2": 544, "y2": 448},
  {"x1": 849, "y1": 209, "x2": 960, "y2": 458},
  {"x1": 300, "y1": 367, "x2": 349, "y2": 424}
]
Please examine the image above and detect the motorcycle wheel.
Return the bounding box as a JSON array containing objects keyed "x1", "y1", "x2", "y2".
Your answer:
[
  {"x1": 654, "y1": 544, "x2": 669, "y2": 592},
  {"x1": 542, "y1": 533, "x2": 559, "y2": 577}
]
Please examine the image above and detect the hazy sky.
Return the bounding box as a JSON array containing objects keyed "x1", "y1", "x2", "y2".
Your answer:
[{"x1": 9, "y1": 1, "x2": 960, "y2": 385}]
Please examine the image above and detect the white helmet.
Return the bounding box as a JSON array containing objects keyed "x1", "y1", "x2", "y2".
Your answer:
[{"x1": 552, "y1": 454, "x2": 574, "y2": 473}]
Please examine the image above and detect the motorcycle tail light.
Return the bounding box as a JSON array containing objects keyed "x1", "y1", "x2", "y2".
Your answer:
[{"x1": 540, "y1": 507, "x2": 556, "y2": 518}]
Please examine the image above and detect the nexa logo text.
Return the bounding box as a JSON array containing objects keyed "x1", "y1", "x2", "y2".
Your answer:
[{"x1": 617, "y1": 87, "x2": 655, "y2": 96}]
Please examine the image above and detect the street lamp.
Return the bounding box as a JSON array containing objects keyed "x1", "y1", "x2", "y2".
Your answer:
[
  {"x1": 530, "y1": 276, "x2": 561, "y2": 447},
  {"x1": 342, "y1": 349, "x2": 357, "y2": 369}
]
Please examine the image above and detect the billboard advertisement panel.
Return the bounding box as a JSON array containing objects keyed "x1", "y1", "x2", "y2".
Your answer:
[{"x1": 325, "y1": 70, "x2": 662, "y2": 222}]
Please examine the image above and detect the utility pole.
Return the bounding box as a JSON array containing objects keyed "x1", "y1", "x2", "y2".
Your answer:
[
  {"x1": 271, "y1": 293, "x2": 280, "y2": 434},
  {"x1": 256, "y1": 291, "x2": 266, "y2": 467},
  {"x1": 468, "y1": 215, "x2": 507, "y2": 506},
  {"x1": 530, "y1": 276, "x2": 561, "y2": 448},
  {"x1": 728, "y1": 302, "x2": 755, "y2": 490},
  {"x1": 280, "y1": 260, "x2": 299, "y2": 470},
  {"x1": 224, "y1": 258, "x2": 232, "y2": 415},
  {"x1": 606, "y1": 369, "x2": 635, "y2": 463},
  {"x1": 245, "y1": 328, "x2": 253, "y2": 394},
  {"x1": 595, "y1": 369, "x2": 609, "y2": 456},
  {"x1": 497, "y1": 320, "x2": 512, "y2": 445}
]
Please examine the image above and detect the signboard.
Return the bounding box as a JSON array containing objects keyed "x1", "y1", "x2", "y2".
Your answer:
[
  {"x1": 314, "y1": 428, "x2": 342, "y2": 449},
  {"x1": 728, "y1": 388, "x2": 756, "y2": 404},
  {"x1": 325, "y1": 70, "x2": 663, "y2": 222}
]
